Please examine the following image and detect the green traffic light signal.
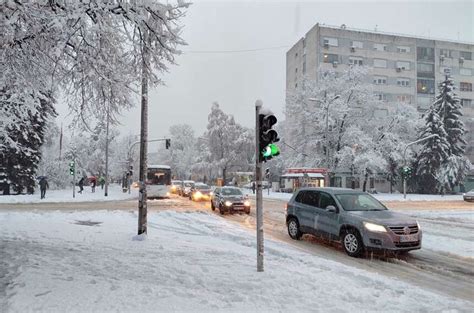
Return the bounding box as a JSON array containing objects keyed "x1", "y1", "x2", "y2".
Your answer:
[{"x1": 262, "y1": 144, "x2": 280, "y2": 159}]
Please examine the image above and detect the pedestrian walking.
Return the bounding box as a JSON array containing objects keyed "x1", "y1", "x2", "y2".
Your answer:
[
  {"x1": 251, "y1": 181, "x2": 255, "y2": 194},
  {"x1": 78, "y1": 177, "x2": 85, "y2": 194},
  {"x1": 99, "y1": 176, "x2": 105, "y2": 190},
  {"x1": 39, "y1": 177, "x2": 49, "y2": 199},
  {"x1": 90, "y1": 176, "x2": 97, "y2": 193}
]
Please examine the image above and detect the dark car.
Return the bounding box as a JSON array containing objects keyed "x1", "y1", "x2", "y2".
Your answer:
[
  {"x1": 211, "y1": 187, "x2": 250, "y2": 215},
  {"x1": 190, "y1": 183, "x2": 213, "y2": 201},
  {"x1": 286, "y1": 187, "x2": 422, "y2": 257}
]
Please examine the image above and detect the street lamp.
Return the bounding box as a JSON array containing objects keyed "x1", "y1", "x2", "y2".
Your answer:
[{"x1": 402, "y1": 134, "x2": 438, "y2": 199}]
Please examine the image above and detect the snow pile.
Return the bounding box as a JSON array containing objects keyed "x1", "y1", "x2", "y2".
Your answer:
[
  {"x1": 1, "y1": 210, "x2": 470, "y2": 312},
  {"x1": 0, "y1": 184, "x2": 137, "y2": 204}
]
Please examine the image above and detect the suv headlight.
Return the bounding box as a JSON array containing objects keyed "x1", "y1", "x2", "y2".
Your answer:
[
  {"x1": 225, "y1": 201, "x2": 232, "y2": 207},
  {"x1": 416, "y1": 220, "x2": 421, "y2": 230},
  {"x1": 363, "y1": 222, "x2": 386, "y2": 233},
  {"x1": 244, "y1": 200, "x2": 250, "y2": 207}
]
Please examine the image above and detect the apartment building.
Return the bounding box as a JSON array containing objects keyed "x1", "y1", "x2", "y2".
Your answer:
[{"x1": 286, "y1": 23, "x2": 474, "y2": 165}]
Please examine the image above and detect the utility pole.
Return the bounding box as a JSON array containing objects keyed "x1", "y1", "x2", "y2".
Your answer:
[
  {"x1": 138, "y1": 30, "x2": 149, "y2": 236},
  {"x1": 104, "y1": 99, "x2": 110, "y2": 197},
  {"x1": 255, "y1": 100, "x2": 264, "y2": 272}
]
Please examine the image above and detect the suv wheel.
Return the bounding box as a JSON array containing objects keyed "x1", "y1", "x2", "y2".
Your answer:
[
  {"x1": 342, "y1": 229, "x2": 364, "y2": 257},
  {"x1": 287, "y1": 218, "x2": 302, "y2": 240},
  {"x1": 211, "y1": 201, "x2": 215, "y2": 211},
  {"x1": 219, "y1": 204, "x2": 225, "y2": 215}
]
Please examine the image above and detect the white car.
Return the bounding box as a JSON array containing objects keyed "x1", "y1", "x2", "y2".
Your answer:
[{"x1": 463, "y1": 189, "x2": 474, "y2": 202}]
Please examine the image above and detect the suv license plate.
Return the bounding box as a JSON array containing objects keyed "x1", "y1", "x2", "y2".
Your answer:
[
  {"x1": 400, "y1": 234, "x2": 418, "y2": 242},
  {"x1": 233, "y1": 206, "x2": 244, "y2": 210}
]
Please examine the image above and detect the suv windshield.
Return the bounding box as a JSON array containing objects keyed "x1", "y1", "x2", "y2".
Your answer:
[
  {"x1": 221, "y1": 188, "x2": 242, "y2": 196},
  {"x1": 335, "y1": 193, "x2": 387, "y2": 211},
  {"x1": 184, "y1": 182, "x2": 194, "y2": 187}
]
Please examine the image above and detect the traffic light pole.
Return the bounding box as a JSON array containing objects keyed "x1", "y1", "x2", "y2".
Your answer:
[{"x1": 255, "y1": 100, "x2": 264, "y2": 272}]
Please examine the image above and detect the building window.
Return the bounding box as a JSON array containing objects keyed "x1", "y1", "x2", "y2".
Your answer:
[
  {"x1": 374, "y1": 109, "x2": 388, "y2": 117},
  {"x1": 374, "y1": 43, "x2": 387, "y2": 51},
  {"x1": 460, "y1": 68, "x2": 472, "y2": 76},
  {"x1": 397, "y1": 78, "x2": 410, "y2": 87},
  {"x1": 417, "y1": 47, "x2": 435, "y2": 62},
  {"x1": 323, "y1": 53, "x2": 339, "y2": 63},
  {"x1": 397, "y1": 46, "x2": 411, "y2": 53},
  {"x1": 295, "y1": 83, "x2": 298, "y2": 88},
  {"x1": 323, "y1": 37, "x2": 338, "y2": 47},
  {"x1": 460, "y1": 82, "x2": 473, "y2": 92},
  {"x1": 373, "y1": 76, "x2": 387, "y2": 85},
  {"x1": 303, "y1": 61, "x2": 306, "y2": 74},
  {"x1": 373, "y1": 59, "x2": 387, "y2": 68},
  {"x1": 397, "y1": 95, "x2": 411, "y2": 103},
  {"x1": 330, "y1": 176, "x2": 342, "y2": 187},
  {"x1": 417, "y1": 96, "x2": 432, "y2": 109},
  {"x1": 460, "y1": 51, "x2": 472, "y2": 60},
  {"x1": 349, "y1": 57, "x2": 363, "y2": 66},
  {"x1": 417, "y1": 62, "x2": 434, "y2": 78},
  {"x1": 461, "y1": 99, "x2": 472, "y2": 107},
  {"x1": 440, "y1": 49, "x2": 453, "y2": 58},
  {"x1": 396, "y1": 61, "x2": 410, "y2": 70},
  {"x1": 351, "y1": 41, "x2": 363, "y2": 49},
  {"x1": 295, "y1": 52, "x2": 298, "y2": 59},
  {"x1": 375, "y1": 93, "x2": 387, "y2": 101},
  {"x1": 295, "y1": 68, "x2": 298, "y2": 74},
  {"x1": 417, "y1": 79, "x2": 435, "y2": 94}
]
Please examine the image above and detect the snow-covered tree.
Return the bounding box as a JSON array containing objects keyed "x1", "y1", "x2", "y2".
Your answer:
[
  {"x1": 416, "y1": 78, "x2": 470, "y2": 192},
  {"x1": 201, "y1": 103, "x2": 254, "y2": 184},
  {"x1": 415, "y1": 107, "x2": 450, "y2": 193},
  {"x1": 0, "y1": 92, "x2": 56, "y2": 194},
  {"x1": 165, "y1": 124, "x2": 197, "y2": 180},
  {"x1": 285, "y1": 66, "x2": 421, "y2": 189}
]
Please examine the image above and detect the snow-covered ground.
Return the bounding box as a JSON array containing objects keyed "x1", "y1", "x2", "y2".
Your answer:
[
  {"x1": 1, "y1": 210, "x2": 471, "y2": 312},
  {"x1": 0, "y1": 184, "x2": 138, "y2": 204},
  {"x1": 244, "y1": 189, "x2": 465, "y2": 202},
  {"x1": 404, "y1": 210, "x2": 474, "y2": 258}
]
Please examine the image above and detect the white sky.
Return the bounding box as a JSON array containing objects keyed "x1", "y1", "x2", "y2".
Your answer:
[{"x1": 56, "y1": 0, "x2": 473, "y2": 152}]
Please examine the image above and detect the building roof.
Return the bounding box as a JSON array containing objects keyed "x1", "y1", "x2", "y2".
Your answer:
[{"x1": 281, "y1": 173, "x2": 325, "y2": 178}]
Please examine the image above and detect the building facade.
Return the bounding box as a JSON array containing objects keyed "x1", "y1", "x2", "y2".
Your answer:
[{"x1": 286, "y1": 24, "x2": 474, "y2": 164}]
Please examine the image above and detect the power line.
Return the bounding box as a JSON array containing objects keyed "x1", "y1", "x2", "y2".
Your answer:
[{"x1": 183, "y1": 45, "x2": 290, "y2": 54}]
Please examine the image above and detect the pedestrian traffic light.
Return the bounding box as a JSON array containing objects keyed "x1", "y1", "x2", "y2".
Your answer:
[
  {"x1": 165, "y1": 139, "x2": 171, "y2": 149},
  {"x1": 259, "y1": 112, "x2": 280, "y2": 162},
  {"x1": 69, "y1": 161, "x2": 75, "y2": 176},
  {"x1": 265, "y1": 168, "x2": 270, "y2": 179}
]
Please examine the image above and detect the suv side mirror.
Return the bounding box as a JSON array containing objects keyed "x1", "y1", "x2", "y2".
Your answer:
[{"x1": 326, "y1": 205, "x2": 337, "y2": 213}]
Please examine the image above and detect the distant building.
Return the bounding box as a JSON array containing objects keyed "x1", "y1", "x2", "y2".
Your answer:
[{"x1": 286, "y1": 23, "x2": 474, "y2": 164}]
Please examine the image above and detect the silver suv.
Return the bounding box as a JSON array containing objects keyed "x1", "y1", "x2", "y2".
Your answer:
[{"x1": 286, "y1": 187, "x2": 422, "y2": 257}]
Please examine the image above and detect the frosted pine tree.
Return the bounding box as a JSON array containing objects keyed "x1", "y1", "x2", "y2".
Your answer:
[
  {"x1": 415, "y1": 105, "x2": 450, "y2": 194},
  {"x1": 433, "y1": 78, "x2": 470, "y2": 190}
]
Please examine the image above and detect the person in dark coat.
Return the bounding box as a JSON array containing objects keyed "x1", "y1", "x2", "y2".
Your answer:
[
  {"x1": 78, "y1": 177, "x2": 85, "y2": 194},
  {"x1": 39, "y1": 177, "x2": 49, "y2": 199},
  {"x1": 90, "y1": 177, "x2": 97, "y2": 193}
]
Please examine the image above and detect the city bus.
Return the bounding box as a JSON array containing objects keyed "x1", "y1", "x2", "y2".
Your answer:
[{"x1": 146, "y1": 165, "x2": 171, "y2": 198}]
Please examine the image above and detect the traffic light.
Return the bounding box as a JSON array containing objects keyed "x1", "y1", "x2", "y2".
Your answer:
[
  {"x1": 259, "y1": 112, "x2": 280, "y2": 162},
  {"x1": 165, "y1": 139, "x2": 171, "y2": 149},
  {"x1": 265, "y1": 168, "x2": 270, "y2": 179},
  {"x1": 69, "y1": 161, "x2": 75, "y2": 176},
  {"x1": 402, "y1": 166, "x2": 412, "y2": 178}
]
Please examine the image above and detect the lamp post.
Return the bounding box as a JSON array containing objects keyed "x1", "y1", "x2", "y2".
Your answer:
[{"x1": 402, "y1": 134, "x2": 438, "y2": 199}]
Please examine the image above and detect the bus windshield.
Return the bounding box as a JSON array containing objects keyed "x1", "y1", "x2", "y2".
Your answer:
[{"x1": 147, "y1": 168, "x2": 171, "y2": 185}]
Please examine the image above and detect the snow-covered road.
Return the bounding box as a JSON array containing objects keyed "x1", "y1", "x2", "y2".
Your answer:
[{"x1": 1, "y1": 209, "x2": 472, "y2": 312}]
